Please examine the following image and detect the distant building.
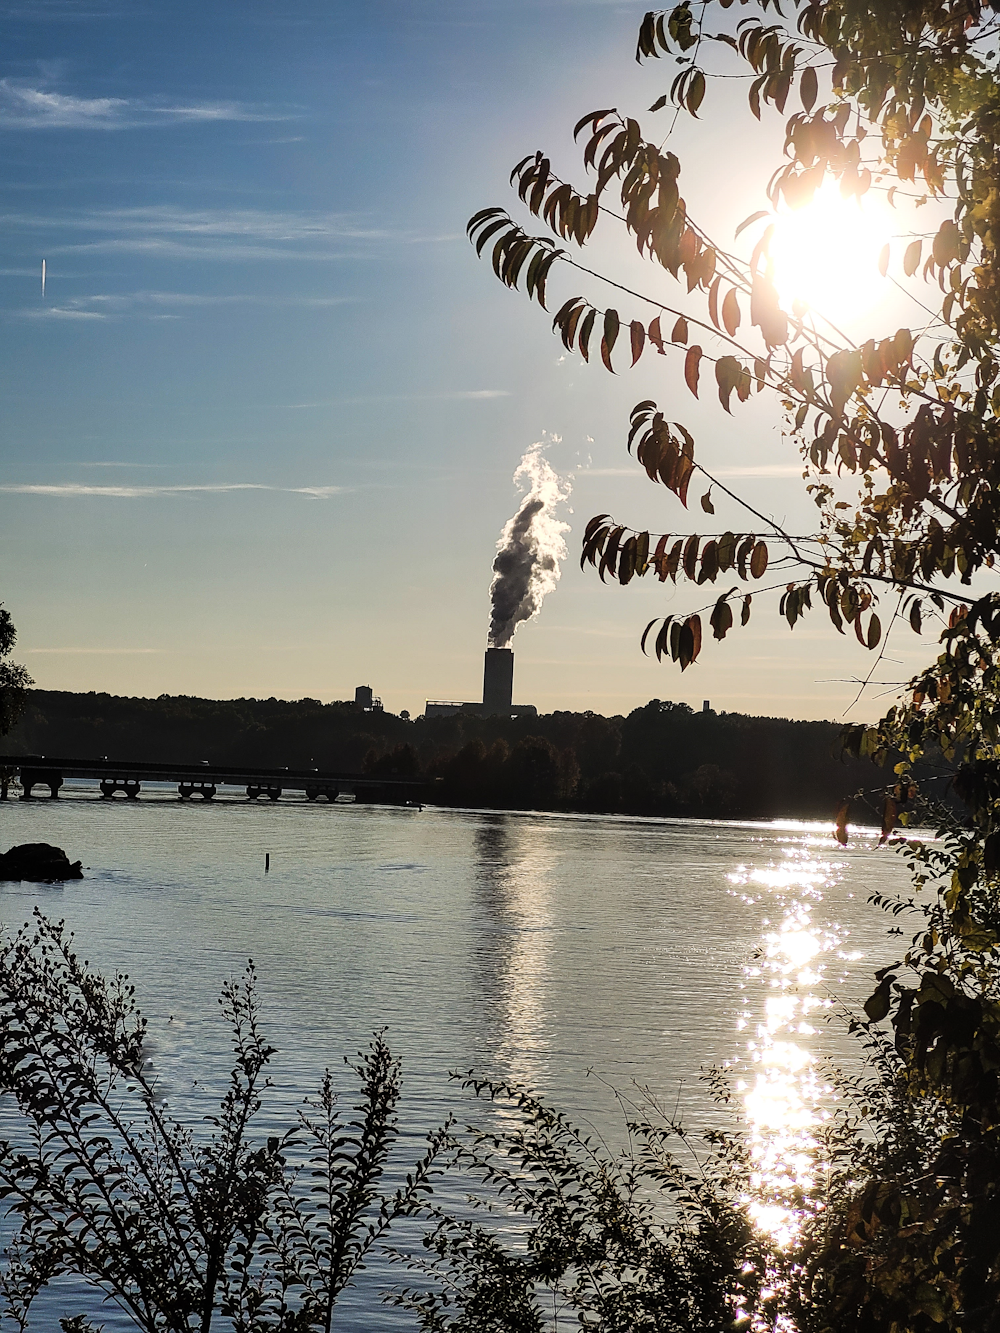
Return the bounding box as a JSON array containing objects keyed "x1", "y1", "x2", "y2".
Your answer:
[
  {"x1": 355, "y1": 685, "x2": 382, "y2": 713},
  {"x1": 482, "y1": 647, "x2": 514, "y2": 716},
  {"x1": 424, "y1": 648, "x2": 536, "y2": 719},
  {"x1": 424, "y1": 699, "x2": 538, "y2": 719},
  {"x1": 424, "y1": 700, "x2": 467, "y2": 718}
]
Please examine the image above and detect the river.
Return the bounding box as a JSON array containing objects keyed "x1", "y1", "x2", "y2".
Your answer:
[{"x1": 0, "y1": 789, "x2": 917, "y2": 1329}]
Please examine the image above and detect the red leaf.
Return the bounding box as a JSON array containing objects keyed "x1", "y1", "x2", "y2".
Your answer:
[
  {"x1": 722, "y1": 287, "x2": 741, "y2": 336},
  {"x1": 630, "y1": 319, "x2": 645, "y2": 367},
  {"x1": 684, "y1": 614, "x2": 703, "y2": 668},
  {"x1": 834, "y1": 800, "x2": 850, "y2": 845},
  {"x1": 708, "y1": 276, "x2": 722, "y2": 329},
  {"x1": 687, "y1": 69, "x2": 706, "y2": 116},
  {"x1": 903, "y1": 239, "x2": 922, "y2": 277},
  {"x1": 601, "y1": 308, "x2": 620, "y2": 372},
  {"x1": 715, "y1": 355, "x2": 741, "y2": 413},
  {"x1": 750, "y1": 541, "x2": 768, "y2": 579},
  {"x1": 879, "y1": 796, "x2": 897, "y2": 845},
  {"x1": 735, "y1": 210, "x2": 770, "y2": 241}
]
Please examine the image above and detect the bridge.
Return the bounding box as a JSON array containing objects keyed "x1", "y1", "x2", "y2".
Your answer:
[{"x1": 0, "y1": 755, "x2": 432, "y2": 806}]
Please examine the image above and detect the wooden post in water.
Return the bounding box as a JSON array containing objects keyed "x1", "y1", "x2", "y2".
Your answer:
[{"x1": 265, "y1": 853, "x2": 270, "y2": 873}]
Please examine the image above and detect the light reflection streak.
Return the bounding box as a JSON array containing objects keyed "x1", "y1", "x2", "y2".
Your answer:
[
  {"x1": 729, "y1": 845, "x2": 848, "y2": 1248},
  {"x1": 492, "y1": 852, "x2": 556, "y2": 1092},
  {"x1": 472, "y1": 820, "x2": 557, "y2": 1094}
]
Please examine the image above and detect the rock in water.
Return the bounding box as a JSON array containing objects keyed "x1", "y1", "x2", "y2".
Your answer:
[{"x1": 0, "y1": 843, "x2": 83, "y2": 881}]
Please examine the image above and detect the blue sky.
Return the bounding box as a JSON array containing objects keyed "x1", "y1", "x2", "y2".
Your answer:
[{"x1": 0, "y1": 0, "x2": 930, "y2": 719}]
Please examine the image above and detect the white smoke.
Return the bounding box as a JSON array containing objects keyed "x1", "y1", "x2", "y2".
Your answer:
[{"x1": 488, "y1": 437, "x2": 572, "y2": 648}]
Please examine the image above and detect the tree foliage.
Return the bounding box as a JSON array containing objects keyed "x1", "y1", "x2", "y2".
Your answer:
[
  {"x1": 468, "y1": 1, "x2": 1000, "y2": 1328},
  {"x1": 0, "y1": 606, "x2": 31, "y2": 739},
  {"x1": 9, "y1": 689, "x2": 889, "y2": 822},
  {"x1": 390, "y1": 1075, "x2": 771, "y2": 1333},
  {"x1": 470, "y1": 0, "x2": 1000, "y2": 672},
  {"x1": 0, "y1": 910, "x2": 446, "y2": 1332}
]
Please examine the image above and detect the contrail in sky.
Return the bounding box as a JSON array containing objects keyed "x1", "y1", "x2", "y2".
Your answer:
[
  {"x1": 488, "y1": 437, "x2": 572, "y2": 648},
  {"x1": 0, "y1": 483, "x2": 345, "y2": 499}
]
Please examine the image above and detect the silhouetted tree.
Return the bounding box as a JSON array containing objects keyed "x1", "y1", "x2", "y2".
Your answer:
[
  {"x1": 0, "y1": 911, "x2": 446, "y2": 1332},
  {"x1": 462, "y1": 0, "x2": 1000, "y2": 1325},
  {"x1": 0, "y1": 605, "x2": 31, "y2": 738},
  {"x1": 364, "y1": 743, "x2": 421, "y2": 778}
]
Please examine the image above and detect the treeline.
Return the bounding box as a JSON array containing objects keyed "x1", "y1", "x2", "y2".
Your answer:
[{"x1": 3, "y1": 689, "x2": 911, "y2": 821}]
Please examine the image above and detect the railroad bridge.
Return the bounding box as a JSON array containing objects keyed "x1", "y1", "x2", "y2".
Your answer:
[{"x1": 0, "y1": 755, "x2": 431, "y2": 806}]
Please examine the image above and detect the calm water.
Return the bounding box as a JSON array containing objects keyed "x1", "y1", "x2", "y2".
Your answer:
[{"x1": 0, "y1": 789, "x2": 916, "y2": 1328}]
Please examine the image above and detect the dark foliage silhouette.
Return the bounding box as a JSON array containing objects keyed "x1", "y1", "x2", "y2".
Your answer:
[{"x1": 0, "y1": 911, "x2": 446, "y2": 1333}]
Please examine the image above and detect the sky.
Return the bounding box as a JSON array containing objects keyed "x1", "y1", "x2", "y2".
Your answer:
[{"x1": 0, "y1": 0, "x2": 936, "y2": 720}]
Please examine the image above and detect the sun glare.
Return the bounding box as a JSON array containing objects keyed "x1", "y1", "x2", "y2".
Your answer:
[
  {"x1": 729, "y1": 847, "x2": 847, "y2": 1250},
  {"x1": 769, "y1": 181, "x2": 891, "y2": 328}
]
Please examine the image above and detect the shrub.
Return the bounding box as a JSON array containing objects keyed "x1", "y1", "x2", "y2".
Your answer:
[{"x1": 0, "y1": 910, "x2": 446, "y2": 1333}]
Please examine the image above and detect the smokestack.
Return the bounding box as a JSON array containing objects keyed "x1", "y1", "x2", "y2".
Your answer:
[
  {"x1": 483, "y1": 647, "x2": 514, "y2": 716},
  {"x1": 488, "y1": 439, "x2": 571, "y2": 649}
]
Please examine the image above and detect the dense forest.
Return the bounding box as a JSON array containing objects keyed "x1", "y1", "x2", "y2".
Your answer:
[{"x1": 1, "y1": 689, "x2": 914, "y2": 822}]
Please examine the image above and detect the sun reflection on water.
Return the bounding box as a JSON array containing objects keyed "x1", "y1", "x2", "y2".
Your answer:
[
  {"x1": 729, "y1": 844, "x2": 849, "y2": 1247},
  {"x1": 472, "y1": 821, "x2": 559, "y2": 1095}
]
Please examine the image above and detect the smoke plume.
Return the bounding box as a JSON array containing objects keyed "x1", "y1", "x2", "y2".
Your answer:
[{"x1": 488, "y1": 438, "x2": 572, "y2": 648}]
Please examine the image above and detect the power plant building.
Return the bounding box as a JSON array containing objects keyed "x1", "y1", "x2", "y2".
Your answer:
[{"x1": 425, "y1": 647, "x2": 536, "y2": 718}]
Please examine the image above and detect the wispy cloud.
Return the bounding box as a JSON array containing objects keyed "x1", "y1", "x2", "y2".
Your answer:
[
  {"x1": 14, "y1": 289, "x2": 355, "y2": 320},
  {"x1": 58, "y1": 238, "x2": 365, "y2": 261},
  {"x1": 21, "y1": 304, "x2": 106, "y2": 319},
  {"x1": 6, "y1": 205, "x2": 391, "y2": 240},
  {"x1": 1, "y1": 205, "x2": 453, "y2": 263},
  {"x1": 0, "y1": 80, "x2": 290, "y2": 130},
  {"x1": 137, "y1": 291, "x2": 351, "y2": 308},
  {"x1": 0, "y1": 483, "x2": 345, "y2": 498}
]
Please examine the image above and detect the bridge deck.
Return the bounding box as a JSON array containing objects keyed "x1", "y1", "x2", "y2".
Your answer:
[{"x1": 0, "y1": 755, "x2": 430, "y2": 800}]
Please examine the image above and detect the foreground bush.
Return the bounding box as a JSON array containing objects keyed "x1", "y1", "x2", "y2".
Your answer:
[
  {"x1": 390, "y1": 1075, "x2": 772, "y2": 1333},
  {"x1": 0, "y1": 910, "x2": 446, "y2": 1332},
  {"x1": 0, "y1": 912, "x2": 778, "y2": 1333},
  {"x1": 2, "y1": 888, "x2": 991, "y2": 1333}
]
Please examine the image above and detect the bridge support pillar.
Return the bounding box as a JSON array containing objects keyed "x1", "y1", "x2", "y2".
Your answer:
[
  {"x1": 305, "y1": 785, "x2": 338, "y2": 802},
  {"x1": 247, "y1": 785, "x2": 282, "y2": 802},
  {"x1": 179, "y1": 783, "x2": 216, "y2": 801},
  {"x1": 21, "y1": 769, "x2": 62, "y2": 800},
  {"x1": 100, "y1": 779, "x2": 141, "y2": 800}
]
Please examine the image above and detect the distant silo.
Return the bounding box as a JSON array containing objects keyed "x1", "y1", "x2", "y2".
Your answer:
[{"x1": 482, "y1": 647, "x2": 514, "y2": 716}]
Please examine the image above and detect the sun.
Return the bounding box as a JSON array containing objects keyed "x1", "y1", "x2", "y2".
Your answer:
[{"x1": 768, "y1": 180, "x2": 891, "y2": 328}]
